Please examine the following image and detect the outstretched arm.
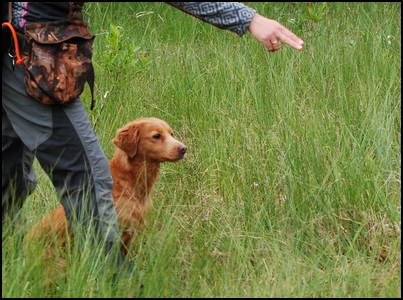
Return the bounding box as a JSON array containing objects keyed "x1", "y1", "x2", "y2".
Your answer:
[{"x1": 166, "y1": 2, "x2": 304, "y2": 51}]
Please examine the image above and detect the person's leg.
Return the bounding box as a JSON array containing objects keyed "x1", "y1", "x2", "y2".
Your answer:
[
  {"x1": 33, "y1": 102, "x2": 120, "y2": 248},
  {"x1": 2, "y1": 106, "x2": 37, "y2": 225}
]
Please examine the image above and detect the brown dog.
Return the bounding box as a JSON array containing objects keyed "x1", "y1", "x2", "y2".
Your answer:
[{"x1": 24, "y1": 117, "x2": 187, "y2": 272}]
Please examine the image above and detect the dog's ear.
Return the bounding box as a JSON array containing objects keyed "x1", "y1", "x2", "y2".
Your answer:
[{"x1": 112, "y1": 125, "x2": 140, "y2": 158}]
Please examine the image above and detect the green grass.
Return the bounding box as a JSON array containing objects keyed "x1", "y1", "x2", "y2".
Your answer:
[{"x1": 2, "y1": 2, "x2": 401, "y2": 298}]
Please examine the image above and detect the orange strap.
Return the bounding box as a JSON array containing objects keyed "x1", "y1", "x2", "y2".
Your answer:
[{"x1": 2, "y1": 21, "x2": 24, "y2": 65}]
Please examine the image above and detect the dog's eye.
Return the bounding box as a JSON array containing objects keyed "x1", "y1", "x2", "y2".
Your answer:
[{"x1": 153, "y1": 134, "x2": 161, "y2": 139}]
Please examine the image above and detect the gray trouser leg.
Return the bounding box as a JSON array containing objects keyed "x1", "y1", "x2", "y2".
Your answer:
[
  {"x1": 33, "y1": 104, "x2": 119, "y2": 245},
  {"x1": 2, "y1": 110, "x2": 37, "y2": 223}
]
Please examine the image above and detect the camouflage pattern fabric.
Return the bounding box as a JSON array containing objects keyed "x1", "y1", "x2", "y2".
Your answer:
[{"x1": 22, "y1": 3, "x2": 96, "y2": 109}]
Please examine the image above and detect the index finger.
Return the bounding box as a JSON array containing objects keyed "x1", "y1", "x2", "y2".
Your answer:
[{"x1": 279, "y1": 30, "x2": 304, "y2": 50}]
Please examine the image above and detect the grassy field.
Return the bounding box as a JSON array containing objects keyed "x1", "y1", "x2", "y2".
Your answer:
[{"x1": 2, "y1": 2, "x2": 401, "y2": 298}]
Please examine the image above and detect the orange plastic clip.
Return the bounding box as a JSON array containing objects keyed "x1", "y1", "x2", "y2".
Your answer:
[{"x1": 2, "y1": 22, "x2": 24, "y2": 65}]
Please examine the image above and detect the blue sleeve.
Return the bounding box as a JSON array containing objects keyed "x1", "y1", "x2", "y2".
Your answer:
[{"x1": 166, "y1": 2, "x2": 256, "y2": 37}]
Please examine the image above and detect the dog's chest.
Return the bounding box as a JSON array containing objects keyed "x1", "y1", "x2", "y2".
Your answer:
[{"x1": 117, "y1": 194, "x2": 153, "y2": 230}]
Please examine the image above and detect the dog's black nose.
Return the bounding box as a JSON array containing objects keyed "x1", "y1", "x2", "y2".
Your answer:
[{"x1": 179, "y1": 144, "x2": 188, "y2": 154}]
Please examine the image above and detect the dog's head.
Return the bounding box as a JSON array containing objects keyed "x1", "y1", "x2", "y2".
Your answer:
[{"x1": 112, "y1": 117, "x2": 187, "y2": 162}]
